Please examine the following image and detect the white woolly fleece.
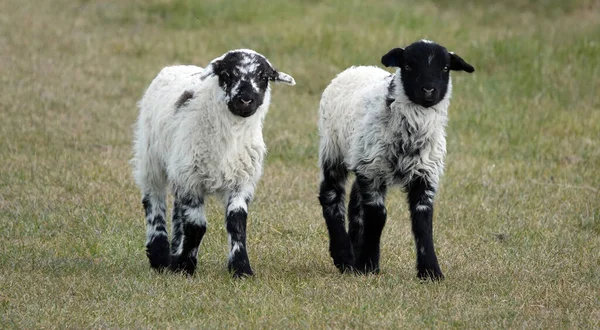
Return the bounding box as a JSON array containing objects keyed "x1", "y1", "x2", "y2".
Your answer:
[{"x1": 132, "y1": 65, "x2": 269, "y2": 198}]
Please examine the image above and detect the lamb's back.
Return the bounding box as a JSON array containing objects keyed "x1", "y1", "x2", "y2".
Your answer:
[
  {"x1": 139, "y1": 65, "x2": 203, "y2": 117},
  {"x1": 318, "y1": 66, "x2": 391, "y2": 165}
]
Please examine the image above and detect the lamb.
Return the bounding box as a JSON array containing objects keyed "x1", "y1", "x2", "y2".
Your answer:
[
  {"x1": 132, "y1": 49, "x2": 295, "y2": 277},
  {"x1": 317, "y1": 39, "x2": 474, "y2": 280}
]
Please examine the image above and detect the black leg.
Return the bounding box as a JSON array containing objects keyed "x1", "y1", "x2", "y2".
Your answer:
[
  {"x1": 354, "y1": 175, "x2": 387, "y2": 274},
  {"x1": 169, "y1": 193, "x2": 207, "y2": 275},
  {"x1": 143, "y1": 193, "x2": 170, "y2": 271},
  {"x1": 226, "y1": 187, "x2": 254, "y2": 277},
  {"x1": 407, "y1": 177, "x2": 444, "y2": 281},
  {"x1": 318, "y1": 160, "x2": 354, "y2": 273}
]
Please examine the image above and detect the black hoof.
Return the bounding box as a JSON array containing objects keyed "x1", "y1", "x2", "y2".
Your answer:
[
  {"x1": 331, "y1": 248, "x2": 355, "y2": 274},
  {"x1": 228, "y1": 262, "x2": 254, "y2": 278},
  {"x1": 229, "y1": 265, "x2": 254, "y2": 278},
  {"x1": 169, "y1": 254, "x2": 197, "y2": 276},
  {"x1": 146, "y1": 235, "x2": 170, "y2": 271},
  {"x1": 417, "y1": 267, "x2": 444, "y2": 281},
  {"x1": 228, "y1": 251, "x2": 254, "y2": 278},
  {"x1": 335, "y1": 262, "x2": 355, "y2": 274},
  {"x1": 353, "y1": 262, "x2": 380, "y2": 275}
]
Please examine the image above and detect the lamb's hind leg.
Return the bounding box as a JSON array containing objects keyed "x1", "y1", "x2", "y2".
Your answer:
[
  {"x1": 319, "y1": 160, "x2": 354, "y2": 273},
  {"x1": 169, "y1": 193, "x2": 207, "y2": 275},
  {"x1": 143, "y1": 192, "x2": 170, "y2": 271},
  {"x1": 348, "y1": 179, "x2": 363, "y2": 269},
  {"x1": 135, "y1": 151, "x2": 170, "y2": 271},
  {"x1": 353, "y1": 175, "x2": 387, "y2": 274}
]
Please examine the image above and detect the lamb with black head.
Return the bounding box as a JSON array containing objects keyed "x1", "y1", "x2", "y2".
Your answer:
[{"x1": 318, "y1": 39, "x2": 474, "y2": 280}]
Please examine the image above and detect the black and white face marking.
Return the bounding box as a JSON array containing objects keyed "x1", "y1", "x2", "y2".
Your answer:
[
  {"x1": 381, "y1": 40, "x2": 475, "y2": 108},
  {"x1": 208, "y1": 49, "x2": 295, "y2": 118}
]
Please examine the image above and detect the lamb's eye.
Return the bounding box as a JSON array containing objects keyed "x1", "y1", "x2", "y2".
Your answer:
[
  {"x1": 442, "y1": 66, "x2": 449, "y2": 72},
  {"x1": 404, "y1": 65, "x2": 412, "y2": 71},
  {"x1": 221, "y1": 71, "x2": 230, "y2": 78}
]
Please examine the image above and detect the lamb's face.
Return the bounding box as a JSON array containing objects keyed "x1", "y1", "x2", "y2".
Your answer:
[
  {"x1": 381, "y1": 40, "x2": 475, "y2": 108},
  {"x1": 210, "y1": 50, "x2": 295, "y2": 118}
]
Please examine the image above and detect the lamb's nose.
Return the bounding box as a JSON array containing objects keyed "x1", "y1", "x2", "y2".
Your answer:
[
  {"x1": 241, "y1": 98, "x2": 253, "y2": 105},
  {"x1": 423, "y1": 87, "x2": 435, "y2": 94}
]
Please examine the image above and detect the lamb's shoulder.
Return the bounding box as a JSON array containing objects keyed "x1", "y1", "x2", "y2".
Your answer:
[
  {"x1": 138, "y1": 65, "x2": 205, "y2": 125},
  {"x1": 348, "y1": 76, "x2": 398, "y2": 172}
]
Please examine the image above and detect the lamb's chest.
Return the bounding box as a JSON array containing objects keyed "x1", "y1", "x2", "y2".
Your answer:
[
  {"x1": 216, "y1": 138, "x2": 265, "y2": 184},
  {"x1": 390, "y1": 130, "x2": 443, "y2": 186}
]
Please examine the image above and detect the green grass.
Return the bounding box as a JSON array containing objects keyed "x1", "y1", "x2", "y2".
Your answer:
[{"x1": 1, "y1": 0, "x2": 599, "y2": 328}]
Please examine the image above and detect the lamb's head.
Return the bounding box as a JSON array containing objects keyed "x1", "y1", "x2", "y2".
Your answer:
[
  {"x1": 381, "y1": 39, "x2": 474, "y2": 108},
  {"x1": 202, "y1": 49, "x2": 295, "y2": 117}
]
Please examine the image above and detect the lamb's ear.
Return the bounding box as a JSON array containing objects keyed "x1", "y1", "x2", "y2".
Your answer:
[
  {"x1": 449, "y1": 52, "x2": 475, "y2": 73},
  {"x1": 271, "y1": 71, "x2": 296, "y2": 86},
  {"x1": 199, "y1": 62, "x2": 217, "y2": 80},
  {"x1": 381, "y1": 48, "x2": 404, "y2": 67}
]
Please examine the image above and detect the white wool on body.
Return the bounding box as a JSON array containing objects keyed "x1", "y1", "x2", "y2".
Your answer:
[
  {"x1": 318, "y1": 65, "x2": 451, "y2": 190},
  {"x1": 133, "y1": 65, "x2": 268, "y2": 197}
]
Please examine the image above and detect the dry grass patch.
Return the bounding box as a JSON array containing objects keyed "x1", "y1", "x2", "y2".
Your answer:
[{"x1": 1, "y1": 0, "x2": 599, "y2": 328}]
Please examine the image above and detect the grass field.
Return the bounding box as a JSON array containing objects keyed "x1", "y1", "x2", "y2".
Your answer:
[{"x1": 1, "y1": 0, "x2": 599, "y2": 328}]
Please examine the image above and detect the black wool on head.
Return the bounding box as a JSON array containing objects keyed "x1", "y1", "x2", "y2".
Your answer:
[{"x1": 381, "y1": 40, "x2": 474, "y2": 108}]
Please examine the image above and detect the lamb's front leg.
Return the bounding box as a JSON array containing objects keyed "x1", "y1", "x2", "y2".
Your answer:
[
  {"x1": 169, "y1": 193, "x2": 207, "y2": 275},
  {"x1": 225, "y1": 186, "x2": 255, "y2": 277},
  {"x1": 407, "y1": 177, "x2": 444, "y2": 281}
]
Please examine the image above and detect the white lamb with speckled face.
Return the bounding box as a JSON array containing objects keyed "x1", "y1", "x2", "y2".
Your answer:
[
  {"x1": 317, "y1": 40, "x2": 474, "y2": 280},
  {"x1": 132, "y1": 49, "x2": 295, "y2": 277}
]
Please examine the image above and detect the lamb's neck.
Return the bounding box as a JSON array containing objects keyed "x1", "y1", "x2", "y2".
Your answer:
[{"x1": 377, "y1": 81, "x2": 446, "y2": 148}]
